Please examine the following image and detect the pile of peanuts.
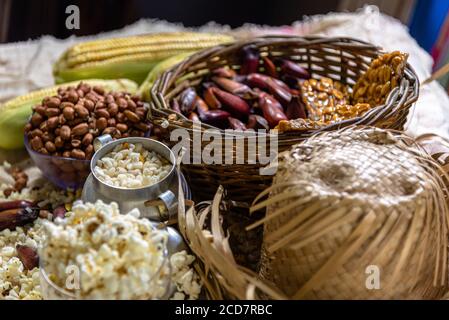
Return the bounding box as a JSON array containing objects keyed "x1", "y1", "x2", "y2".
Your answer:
[
  {"x1": 3, "y1": 166, "x2": 28, "y2": 197},
  {"x1": 25, "y1": 83, "x2": 151, "y2": 161},
  {"x1": 94, "y1": 142, "x2": 172, "y2": 189}
]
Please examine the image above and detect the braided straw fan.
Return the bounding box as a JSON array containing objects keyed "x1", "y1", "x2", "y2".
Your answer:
[{"x1": 249, "y1": 126, "x2": 449, "y2": 299}]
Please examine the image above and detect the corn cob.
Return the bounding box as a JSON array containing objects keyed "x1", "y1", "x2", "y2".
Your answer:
[
  {"x1": 137, "y1": 52, "x2": 193, "y2": 102},
  {"x1": 0, "y1": 79, "x2": 138, "y2": 150},
  {"x1": 54, "y1": 32, "x2": 234, "y2": 84}
]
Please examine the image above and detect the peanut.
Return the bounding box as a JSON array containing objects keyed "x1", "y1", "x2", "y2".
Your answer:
[
  {"x1": 124, "y1": 110, "x2": 140, "y2": 123},
  {"x1": 30, "y1": 113, "x2": 44, "y2": 127},
  {"x1": 70, "y1": 149, "x2": 86, "y2": 160},
  {"x1": 62, "y1": 106, "x2": 75, "y2": 120},
  {"x1": 47, "y1": 116, "x2": 59, "y2": 129},
  {"x1": 95, "y1": 109, "x2": 110, "y2": 119},
  {"x1": 84, "y1": 99, "x2": 95, "y2": 111},
  {"x1": 72, "y1": 123, "x2": 89, "y2": 136},
  {"x1": 45, "y1": 108, "x2": 60, "y2": 117},
  {"x1": 45, "y1": 141, "x2": 56, "y2": 153},
  {"x1": 82, "y1": 133, "x2": 93, "y2": 146},
  {"x1": 74, "y1": 104, "x2": 89, "y2": 119},
  {"x1": 60, "y1": 125, "x2": 71, "y2": 140},
  {"x1": 107, "y1": 103, "x2": 118, "y2": 116},
  {"x1": 30, "y1": 136, "x2": 43, "y2": 151},
  {"x1": 96, "y1": 117, "x2": 108, "y2": 131},
  {"x1": 47, "y1": 97, "x2": 61, "y2": 108}
]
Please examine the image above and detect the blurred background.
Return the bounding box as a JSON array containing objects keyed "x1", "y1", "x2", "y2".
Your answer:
[
  {"x1": 1, "y1": 0, "x2": 449, "y2": 84},
  {"x1": 0, "y1": 0, "x2": 448, "y2": 52}
]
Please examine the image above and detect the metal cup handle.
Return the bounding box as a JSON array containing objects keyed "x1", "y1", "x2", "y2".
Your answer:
[
  {"x1": 93, "y1": 134, "x2": 114, "y2": 152},
  {"x1": 144, "y1": 190, "x2": 177, "y2": 221}
]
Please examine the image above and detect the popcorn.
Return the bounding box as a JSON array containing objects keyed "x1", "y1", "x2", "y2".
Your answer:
[
  {"x1": 170, "y1": 250, "x2": 202, "y2": 300},
  {"x1": 0, "y1": 161, "x2": 202, "y2": 300},
  {"x1": 40, "y1": 200, "x2": 170, "y2": 300},
  {"x1": 94, "y1": 143, "x2": 172, "y2": 189},
  {"x1": 0, "y1": 219, "x2": 45, "y2": 300}
]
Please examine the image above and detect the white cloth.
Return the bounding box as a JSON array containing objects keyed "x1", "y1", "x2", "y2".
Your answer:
[{"x1": 0, "y1": 5, "x2": 448, "y2": 138}]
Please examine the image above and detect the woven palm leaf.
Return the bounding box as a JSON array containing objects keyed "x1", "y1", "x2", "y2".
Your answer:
[{"x1": 249, "y1": 126, "x2": 449, "y2": 299}]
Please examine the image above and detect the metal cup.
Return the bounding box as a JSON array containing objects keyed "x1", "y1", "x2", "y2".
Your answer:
[{"x1": 83, "y1": 135, "x2": 179, "y2": 221}]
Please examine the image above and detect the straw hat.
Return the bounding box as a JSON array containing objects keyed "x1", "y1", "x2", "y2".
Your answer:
[{"x1": 250, "y1": 126, "x2": 449, "y2": 299}]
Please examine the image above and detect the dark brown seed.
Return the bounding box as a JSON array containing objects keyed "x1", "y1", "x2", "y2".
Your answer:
[
  {"x1": 16, "y1": 245, "x2": 39, "y2": 271},
  {"x1": 41, "y1": 132, "x2": 55, "y2": 143},
  {"x1": 58, "y1": 114, "x2": 67, "y2": 125},
  {"x1": 30, "y1": 136, "x2": 43, "y2": 151},
  {"x1": 3, "y1": 188, "x2": 13, "y2": 197},
  {"x1": 117, "y1": 98, "x2": 128, "y2": 111},
  {"x1": 102, "y1": 127, "x2": 117, "y2": 136},
  {"x1": 72, "y1": 123, "x2": 89, "y2": 136},
  {"x1": 60, "y1": 125, "x2": 71, "y2": 140},
  {"x1": 82, "y1": 133, "x2": 93, "y2": 146},
  {"x1": 85, "y1": 93, "x2": 98, "y2": 103},
  {"x1": 24, "y1": 123, "x2": 33, "y2": 133},
  {"x1": 124, "y1": 110, "x2": 140, "y2": 123},
  {"x1": 63, "y1": 106, "x2": 75, "y2": 120},
  {"x1": 84, "y1": 99, "x2": 95, "y2": 111},
  {"x1": 47, "y1": 116, "x2": 59, "y2": 129},
  {"x1": 76, "y1": 89, "x2": 85, "y2": 98},
  {"x1": 93, "y1": 86, "x2": 105, "y2": 95},
  {"x1": 60, "y1": 102, "x2": 74, "y2": 110},
  {"x1": 30, "y1": 129, "x2": 43, "y2": 138},
  {"x1": 127, "y1": 99, "x2": 137, "y2": 111},
  {"x1": 45, "y1": 108, "x2": 60, "y2": 117},
  {"x1": 116, "y1": 112, "x2": 126, "y2": 123},
  {"x1": 67, "y1": 118, "x2": 83, "y2": 127},
  {"x1": 67, "y1": 91, "x2": 79, "y2": 104},
  {"x1": 30, "y1": 113, "x2": 44, "y2": 127},
  {"x1": 107, "y1": 103, "x2": 119, "y2": 116},
  {"x1": 96, "y1": 117, "x2": 108, "y2": 131},
  {"x1": 39, "y1": 121, "x2": 48, "y2": 132},
  {"x1": 95, "y1": 101, "x2": 105, "y2": 110},
  {"x1": 228, "y1": 117, "x2": 247, "y2": 130},
  {"x1": 70, "y1": 149, "x2": 85, "y2": 160},
  {"x1": 105, "y1": 94, "x2": 115, "y2": 104},
  {"x1": 134, "y1": 122, "x2": 150, "y2": 132},
  {"x1": 14, "y1": 178, "x2": 27, "y2": 191},
  {"x1": 55, "y1": 136, "x2": 64, "y2": 148},
  {"x1": 47, "y1": 97, "x2": 61, "y2": 108},
  {"x1": 34, "y1": 105, "x2": 47, "y2": 116},
  {"x1": 85, "y1": 144, "x2": 94, "y2": 159},
  {"x1": 135, "y1": 108, "x2": 147, "y2": 119},
  {"x1": 116, "y1": 123, "x2": 128, "y2": 133},
  {"x1": 74, "y1": 104, "x2": 89, "y2": 119},
  {"x1": 45, "y1": 141, "x2": 56, "y2": 153},
  {"x1": 95, "y1": 109, "x2": 110, "y2": 119}
]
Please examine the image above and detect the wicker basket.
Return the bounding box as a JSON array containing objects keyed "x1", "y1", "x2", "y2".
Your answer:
[
  {"x1": 250, "y1": 126, "x2": 449, "y2": 299},
  {"x1": 150, "y1": 36, "x2": 419, "y2": 202},
  {"x1": 178, "y1": 127, "x2": 449, "y2": 300}
]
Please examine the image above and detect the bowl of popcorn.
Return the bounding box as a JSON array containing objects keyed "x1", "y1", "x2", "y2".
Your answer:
[
  {"x1": 39, "y1": 200, "x2": 172, "y2": 300},
  {"x1": 82, "y1": 135, "x2": 178, "y2": 221}
]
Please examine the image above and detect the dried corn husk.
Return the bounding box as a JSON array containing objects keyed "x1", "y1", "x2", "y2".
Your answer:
[
  {"x1": 250, "y1": 126, "x2": 449, "y2": 299},
  {"x1": 177, "y1": 176, "x2": 283, "y2": 299}
]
